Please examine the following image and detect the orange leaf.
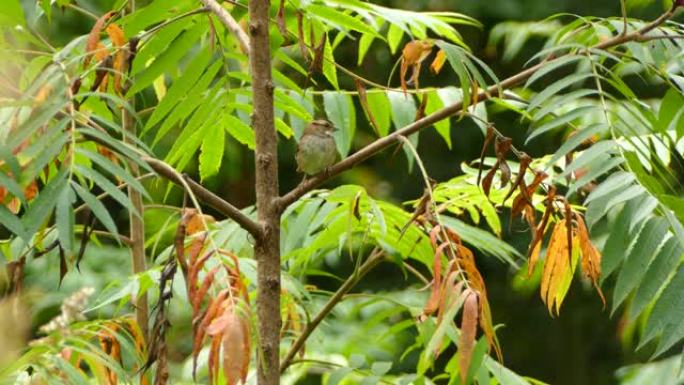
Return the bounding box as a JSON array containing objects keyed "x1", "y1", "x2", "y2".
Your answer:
[
  {"x1": 575, "y1": 213, "x2": 605, "y2": 307},
  {"x1": 430, "y1": 49, "x2": 446, "y2": 74},
  {"x1": 459, "y1": 290, "x2": 479, "y2": 384},
  {"x1": 400, "y1": 40, "x2": 432, "y2": 93},
  {"x1": 84, "y1": 11, "x2": 116, "y2": 68},
  {"x1": 106, "y1": 24, "x2": 126, "y2": 94},
  {"x1": 24, "y1": 180, "x2": 38, "y2": 201},
  {"x1": 540, "y1": 220, "x2": 571, "y2": 315}
]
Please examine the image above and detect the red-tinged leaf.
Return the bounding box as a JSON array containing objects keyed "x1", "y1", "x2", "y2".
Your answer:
[
  {"x1": 192, "y1": 291, "x2": 229, "y2": 378},
  {"x1": 477, "y1": 126, "x2": 495, "y2": 186},
  {"x1": 423, "y1": 242, "x2": 448, "y2": 317},
  {"x1": 222, "y1": 311, "x2": 251, "y2": 385},
  {"x1": 193, "y1": 265, "x2": 221, "y2": 315},
  {"x1": 563, "y1": 198, "x2": 573, "y2": 268},
  {"x1": 84, "y1": 11, "x2": 116, "y2": 68},
  {"x1": 208, "y1": 330, "x2": 221, "y2": 385},
  {"x1": 459, "y1": 290, "x2": 479, "y2": 385},
  {"x1": 430, "y1": 49, "x2": 446, "y2": 74},
  {"x1": 525, "y1": 170, "x2": 548, "y2": 196}
]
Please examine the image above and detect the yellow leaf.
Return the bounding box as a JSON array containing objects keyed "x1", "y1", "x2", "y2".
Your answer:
[{"x1": 430, "y1": 49, "x2": 446, "y2": 74}]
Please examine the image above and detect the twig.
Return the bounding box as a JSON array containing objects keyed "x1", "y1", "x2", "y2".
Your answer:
[
  {"x1": 142, "y1": 157, "x2": 262, "y2": 239},
  {"x1": 199, "y1": 0, "x2": 250, "y2": 55},
  {"x1": 280, "y1": 248, "x2": 385, "y2": 372},
  {"x1": 275, "y1": 6, "x2": 678, "y2": 212}
]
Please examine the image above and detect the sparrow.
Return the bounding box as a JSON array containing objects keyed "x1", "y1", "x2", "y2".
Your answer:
[{"x1": 295, "y1": 119, "x2": 339, "y2": 175}]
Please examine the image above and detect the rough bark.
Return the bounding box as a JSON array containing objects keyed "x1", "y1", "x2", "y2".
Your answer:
[{"x1": 248, "y1": 1, "x2": 281, "y2": 385}]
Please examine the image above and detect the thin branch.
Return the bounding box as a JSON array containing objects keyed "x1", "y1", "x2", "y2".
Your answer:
[
  {"x1": 280, "y1": 248, "x2": 385, "y2": 372},
  {"x1": 142, "y1": 156, "x2": 263, "y2": 239},
  {"x1": 276, "y1": 6, "x2": 678, "y2": 211},
  {"x1": 199, "y1": 0, "x2": 250, "y2": 55}
]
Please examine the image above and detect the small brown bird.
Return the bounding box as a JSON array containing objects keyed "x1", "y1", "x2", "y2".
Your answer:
[{"x1": 295, "y1": 119, "x2": 339, "y2": 175}]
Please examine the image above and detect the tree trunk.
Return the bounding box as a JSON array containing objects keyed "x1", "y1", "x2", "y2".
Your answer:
[{"x1": 248, "y1": 1, "x2": 281, "y2": 385}]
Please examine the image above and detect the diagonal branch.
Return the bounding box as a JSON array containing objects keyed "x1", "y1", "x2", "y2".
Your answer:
[
  {"x1": 143, "y1": 157, "x2": 263, "y2": 239},
  {"x1": 276, "y1": 6, "x2": 677, "y2": 212},
  {"x1": 280, "y1": 248, "x2": 385, "y2": 372},
  {"x1": 199, "y1": 0, "x2": 250, "y2": 55}
]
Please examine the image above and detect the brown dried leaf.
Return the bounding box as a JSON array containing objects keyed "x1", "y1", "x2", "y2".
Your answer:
[
  {"x1": 477, "y1": 126, "x2": 495, "y2": 186},
  {"x1": 481, "y1": 160, "x2": 499, "y2": 198},
  {"x1": 276, "y1": 0, "x2": 287, "y2": 39},
  {"x1": 459, "y1": 290, "x2": 479, "y2": 384},
  {"x1": 84, "y1": 11, "x2": 116, "y2": 68},
  {"x1": 430, "y1": 49, "x2": 446, "y2": 74},
  {"x1": 296, "y1": 11, "x2": 308, "y2": 63},
  {"x1": 498, "y1": 160, "x2": 511, "y2": 188},
  {"x1": 503, "y1": 153, "x2": 532, "y2": 203},
  {"x1": 221, "y1": 310, "x2": 251, "y2": 385}
]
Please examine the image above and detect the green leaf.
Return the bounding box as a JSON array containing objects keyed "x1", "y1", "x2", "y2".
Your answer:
[
  {"x1": 127, "y1": 21, "x2": 206, "y2": 95},
  {"x1": 327, "y1": 367, "x2": 353, "y2": 385},
  {"x1": 75, "y1": 165, "x2": 136, "y2": 216},
  {"x1": 629, "y1": 237, "x2": 683, "y2": 321},
  {"x1": 435, "y1": 41, "x2": 472, "y2": 111},
  {"x1": 371, "y1": 362, "x2": 392, "y2": 376},
  {"x1": 526, "y1": 106, "x2": 595, "y2": 144},
  {"x1": 387, "y1": 23, "x2": 404, "y2": 54},
  {"x1": 612, "y1": 217, "x2": 670, "y2": 313},
  {"x1": 358, "y1": 32, "x2": 376, "y2": 65},
  {"x1": 365, "y1": 91, "x2": 391, "y2": 137},
  {"x1": 600, "y1": 198, "x2": 641, "y2": 283},
  {"x1": 525, "y1": 55, "x2": 585, "y2": 88},
  {"x1": 75, "y1": 149, "x2": 150, "y2": 200},
  {"x1": 387, "y1": 91, "x2": 418, "y2": 171},
  {"x1": 322, "y1": 34, "x2": 339, "y2": 90},
  {"x1": 0, "y1": 206, "x2": 26, "y2": 240},
  {"x1": 546, "y1": 123, "x2": 607, "y2": 168},
  {"x1": 55, "y1": 187, "x2": 76, "y2": 254},
  {"x1": 527, "y1": 73, "x2": 593, "y2": 112},
  {"x1": 22, "y1": 171, "x2": 68, "y2": 236},
  {"x1": 0, "y1": 0, "x2": 25, "y2": 27},
  {"x1": 642, "y1": 265, "x2": 684, "y2": 346},
  {"x1": 153, "y1": 61, "x2": 223, "y2": 145},
  {"x1": 145, "y1": 48, "x2": 213, "y2": 130},
  {"x1": 223, "y1": 113, "x2": 255, "y2": 149},
  {"x1": 657, "y1": 88, "x2": 684, "y2": 134},
  {"x1": 71, "y1": 181, "x2": 120, "y2": 242},
  {"x1": 425, "y1": 90, "x2": 451, "y2": 148},
  {"x1": 623, "y1": 151, "x2": 666, "y2": 197},
  {"x1": 323, "y1": 92, "x2": 356, "y2": 157},
  {"x1": 199, "y1": 124, "x2": 225, "y2": 181},
  {"x1": 307, "y1": 5, "x2": 379, "y2": 36},
  {"x1": 120, "y1": 0, "x2": 192, "y2": 38}
]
